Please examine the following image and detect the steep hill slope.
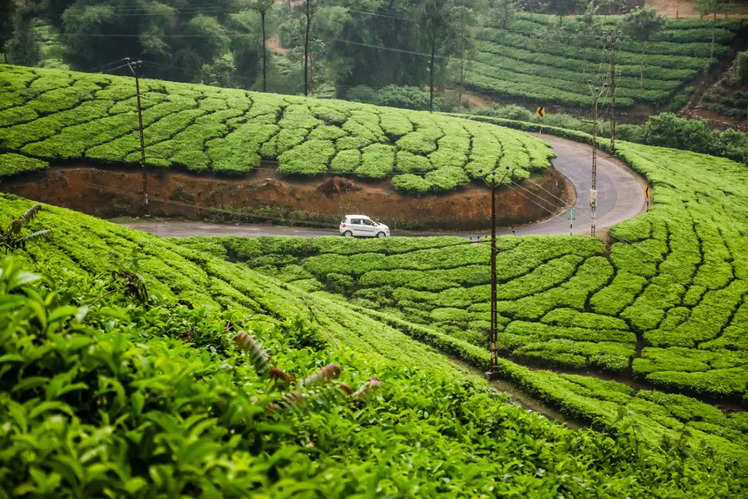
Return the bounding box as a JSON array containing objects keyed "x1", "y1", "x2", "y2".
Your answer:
[
  {"x1": 180, "y1": 139, "x2": 748, "y2": 405},
  {"x1": 468, "y1": 13, "x2": 745, "y2": 113},
  {"x1": 2, "y1": 192, "x2": 745, "y2": 495}
]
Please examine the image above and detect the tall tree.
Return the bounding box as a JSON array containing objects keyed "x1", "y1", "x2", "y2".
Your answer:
[
  {"x1": 303, "y1": 0, "x2": 314, "y2": 96},
  {"x1": 0, "y1": 0, "x2": 15, "y2": 55},
  {"x1": 6, "y1": 2, "x2": 40, "y2": 66},
  {"x1": 548, "y1": 0, "x2": 580, "y2": 25},
  {"x1": 622, "y1": 7, "x2": 665, "y2": 87},
  {"x1": 416, "y1": 0, "x2": 457, "y2": 112},
  {"x1": 491, "y1": 0, "x2": 518, "y2": 29},
  {"x1": 452, "y1": 3, "x2": 478, "y2": 107},
  {"x1": 247, "y1": 0, "x2": 274, "y2": 92}
]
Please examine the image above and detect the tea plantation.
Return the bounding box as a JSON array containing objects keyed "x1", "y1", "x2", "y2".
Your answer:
[
  {"x1": 468, "y1": 13, "x2": 745, "y2": 109},
  {"x1": 0, "y1": 65, "x2": 553, "y2": 194},
  {"x1": 178, "y1": 140, "x2": 748, "y2": 405},
  {"x1": 1, "y1": 189, "x2": 746, "y2": 495}
]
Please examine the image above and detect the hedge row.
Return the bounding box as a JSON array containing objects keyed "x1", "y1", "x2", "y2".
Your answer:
[{"x1": 0, "y1": 65, "x2": 554, "y2": 195}]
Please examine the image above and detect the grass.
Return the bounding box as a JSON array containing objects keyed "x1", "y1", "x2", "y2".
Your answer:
[{"x1": 0, "y1": 65, "x2": 554, "y2": 195}]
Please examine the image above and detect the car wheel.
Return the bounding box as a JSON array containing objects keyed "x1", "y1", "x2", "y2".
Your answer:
[
  {"x1": 376, "y1": 232, "x2": 386, "y2": 238},
  {"x1": 343, "y1": 231, "x2": 353, "y2": 237}
]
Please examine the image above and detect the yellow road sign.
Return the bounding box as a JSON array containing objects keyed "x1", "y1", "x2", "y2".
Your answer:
[{"x1": 536, "y1": 106, "x2": 545, "y2": 118}]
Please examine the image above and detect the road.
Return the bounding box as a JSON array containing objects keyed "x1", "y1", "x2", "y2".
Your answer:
[{"x1": 119, "y1": 135, "x2": 647, "y2": 239}]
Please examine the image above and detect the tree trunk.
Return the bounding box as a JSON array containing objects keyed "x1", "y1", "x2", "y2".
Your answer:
[
  {"x1": 429, "y1": 37, "x2": 435, "y2": 113},
  {"x1": 261, "y1": 11, "x2": 267, "y2": 92},
  {"x1": 710, "y1": 12, "x2": 716, "y2": 62},
  {"x1": 304, "y1": 0, "x2": 311, "y2": 96}
]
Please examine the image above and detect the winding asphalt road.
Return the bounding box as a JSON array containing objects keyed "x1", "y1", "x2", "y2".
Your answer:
[{"x1": 119, "y1": 135, "x2": 648, "y2": 239}]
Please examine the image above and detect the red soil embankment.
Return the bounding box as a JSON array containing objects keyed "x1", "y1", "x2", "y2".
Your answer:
[{"x1": 0, "y1": 163, "x2": 572, "y2": 230}]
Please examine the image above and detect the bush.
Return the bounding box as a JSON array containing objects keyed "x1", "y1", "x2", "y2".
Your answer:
[
  {"x1": 736, "y1": 51, "x2": 748, "y2": 85},
  {"x1": 346, "y1": 84, "x2": 441, "y2": 112}
]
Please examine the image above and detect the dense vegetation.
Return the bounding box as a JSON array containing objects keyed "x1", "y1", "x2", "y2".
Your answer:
[
  {"x1": 177, "y1": 139, "x2": 748, "y2": 406},
  {"x1": 1, "y1": 191, "x2": 744, "y2": 495},
  {"x1": 701, "y1": 50, "x2": 748, "y2": 121},
  {"x1": 469, "y1": 106, "x2": 748, "y2": 163},
  {"x1": 468, "y1": 12, "x2": 745, "y2": 110},
  {"x1": 0, "y1": 65, "x2": 554, "y2": 194}
]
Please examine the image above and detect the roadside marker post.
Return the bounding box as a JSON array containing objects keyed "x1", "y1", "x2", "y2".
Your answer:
[
  {"x1": 536, "y1": 106, "x2": 545, "y2": 135},
  {"x1": 567, "y1": 207, "x2": 576, "y2": 235}
]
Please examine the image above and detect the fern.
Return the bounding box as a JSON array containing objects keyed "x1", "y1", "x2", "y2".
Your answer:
[
  {"x1": 353, "y1": 377, "x2": 383, "y2": 400},
  {"x1": 1, "y1": 204, "x2": 51, "y2": 253},
  {"x1": 269, "y1": 367, "x2": 295, "y2": 384},
  {"x1": 234, "y1": 331, "x2": 271, "y2": 376},
  {"x1": 301, "y1": 363, "x2": 341, "y2": 387}
]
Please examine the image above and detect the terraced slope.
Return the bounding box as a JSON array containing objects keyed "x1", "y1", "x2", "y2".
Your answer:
[
  {"x1": 468, "y1": 13, "x2": 745, "y2": 109},
  {"x1": 179, "y1": 140, "x2": 748, "y2": 404},
  {"x1": 0, "y1": 65, "x2": 553, "y2": 195},
  {"x1": 1, "y1": 192, "x2": 746, "y2": 495}
]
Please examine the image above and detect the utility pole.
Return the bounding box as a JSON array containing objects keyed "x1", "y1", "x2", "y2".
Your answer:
[
  {"x1": 608, "y1": 31, "x2": 618, "y2": 153},
  {"x1": 591, "y1": 94, "x2": 598, "y2": 238},
  {"x1": 480, "y1": 165, "x2": 511, "y2": 378},
  {"x1": 124, "y1": 57, "x2": 148, "y2": 214},
  {"x1": 587, "y1": 81, "x2": 607, "y2": 239}
]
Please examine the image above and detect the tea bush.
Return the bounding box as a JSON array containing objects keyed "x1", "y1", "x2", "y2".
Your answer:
[
  {"x1": 466, "y1": 12, "x2": 744, "y2": 109},
  {"x1": 2, "y1": 196, "x2": 745, "y2": 495},
  {"x1": 199, "y1": 138, "x2": 747, "y2": 403},
  {"x1": 0, "y1": 65, "x2": 554, "y2": 194}
]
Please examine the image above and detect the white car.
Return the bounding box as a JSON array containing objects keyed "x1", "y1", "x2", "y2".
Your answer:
[{"x1": 339, "y1": 215, "x2": 390, "y2": 238}]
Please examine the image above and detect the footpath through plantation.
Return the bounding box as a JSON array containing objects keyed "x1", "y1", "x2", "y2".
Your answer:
[{"x1": 0, "y1": 65, "x2": 746, "y2": 496}]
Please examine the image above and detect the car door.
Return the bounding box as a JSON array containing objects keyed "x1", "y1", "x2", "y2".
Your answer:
[
  {"x1": 350, "y1": 218, "x2": 364, "y2": 236},
  {"x1": 362, "y1": 218, "x2": 377, "y2": 237}
]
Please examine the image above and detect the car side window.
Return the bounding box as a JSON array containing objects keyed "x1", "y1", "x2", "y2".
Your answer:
[{"x1": 351, "y1": 219, "x2": 361, "y2": 224}]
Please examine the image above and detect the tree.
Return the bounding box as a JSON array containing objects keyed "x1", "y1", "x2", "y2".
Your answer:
[
  {"x1": 491, "y1": 0, "x2": 518, "y2": 29},
  {"x1": 453, "y1": 2, "x2": 479, "y2": 106},
  {"x1": 622, "y1": 7, "x2": 665, "y2": 87},
  {"x1": 246, "y1": 0, "x2": 274, "y2": 92},
  {"x1": 416, "y1": 0, "x2": 457, "y2": 112},
  {"x1": 0, "y1": 0, "x2": 15, "y2": 56},
  {"x1": 303, "y1": 0, "x2": 315, "y2": 96},
  {"x1": 547, "y1": 0, "x2": 580, "y2": 25},
  {"x1": 6, "y1": 3, "x2": 40, "y2": 66},
  {"x1": 696, "y1": 0, "x2": 726, "y2": 60}
]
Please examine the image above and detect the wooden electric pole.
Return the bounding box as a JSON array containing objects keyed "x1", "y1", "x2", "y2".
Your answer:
[
  {"x1": 124, "y1": 57, "x2": 148, "y2": 214},
  {"x1": 480, "y1": 165, "x2": 511, "y2": 378}
]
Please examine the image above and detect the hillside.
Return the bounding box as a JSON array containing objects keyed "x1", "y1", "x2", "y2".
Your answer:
[
  {"x1": 1, "y1": 185, "x2": 746, "y2": 494},
  {"x1": 182, "y1": 138, "x2": 748, "y2": 404},
  {"x1": 0, "y1": 65, "x2": 553, "y2": 195},
  {"x1": 467, "y1": 13, "x2": 745, "y2": 112}
]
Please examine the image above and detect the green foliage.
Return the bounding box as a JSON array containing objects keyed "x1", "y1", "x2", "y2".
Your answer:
[
  {"x1": 4, "y1": 196, "x2": 746, "y2": 495},
  {"x1": 737, "y1": 51, "x2": 748, "y2": 84},
  {"x1": 346, "y1": 85, "x2": 444, "y2": 111},
  {"x1": 0, "y1": 65, "x2": 554, "y2": 194},
  {"x1": 465, "y1": 11, "x2": 741, "y2": 109},
  {"x1": 0, "y1": 204, "x2": 51, "y2": 253}
]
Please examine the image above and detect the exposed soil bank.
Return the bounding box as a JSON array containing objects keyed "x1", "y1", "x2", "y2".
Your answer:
[{"x1": 0, "y1": 163, "x2": 572, "y2": 230}]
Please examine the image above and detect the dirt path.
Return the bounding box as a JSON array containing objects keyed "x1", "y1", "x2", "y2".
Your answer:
[{"x1": 119, "y1": 135, "x2": 647, "y2": 239}]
